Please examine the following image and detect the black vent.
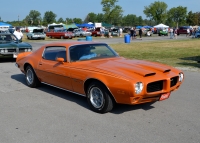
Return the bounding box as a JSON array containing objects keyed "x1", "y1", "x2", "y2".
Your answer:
[
  {"x1": 8, "y1": 49, "x2": 16, "y2": 52},
  {"x1": 147, "y1": 80, "x2": 163, "y2": 93},
  {"x1": 144, "y1": 73, "x2": 156, "y2": 77},
  {"x1": 163, "y1": 69, "x2": 171, "y2": 73},
  {"x1": 170, "y1": 76, "x2": 178, "y2": 87}
]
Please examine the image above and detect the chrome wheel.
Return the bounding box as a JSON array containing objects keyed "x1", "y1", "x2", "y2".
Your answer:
[
  {"x1": 89, "y1": 87, "x2": 104, "y2": 108},
  {"x1": 26, "y1": 68, "x2": 34, "y2": 85}
]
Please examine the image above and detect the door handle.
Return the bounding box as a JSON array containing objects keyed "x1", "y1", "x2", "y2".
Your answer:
[{"x1": 39, "y1": 63, "x2": 42, "y2": 65}]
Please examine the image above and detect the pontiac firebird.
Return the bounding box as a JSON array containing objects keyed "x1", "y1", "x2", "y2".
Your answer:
[{"x1": 15, "y1": 41, "x2": 184, "y2": 113}]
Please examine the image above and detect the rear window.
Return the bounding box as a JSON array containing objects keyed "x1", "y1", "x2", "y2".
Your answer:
[{"x1": 43, "y1": 46, "x2": 67, "y2": 61}]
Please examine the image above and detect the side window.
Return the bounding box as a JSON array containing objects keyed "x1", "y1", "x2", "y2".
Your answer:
[{"x1": 43, "y1": 46, "x2": 67, "y2": 61}]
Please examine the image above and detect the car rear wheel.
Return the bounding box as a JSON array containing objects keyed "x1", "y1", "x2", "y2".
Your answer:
[
  {"x1": 27, "y1": 36, "x2": 29, "y2": 39},
  {"x1": 61, "y1": 36, "x2": 64, "y2": 39},
  {"x1": 25, "y1": 65, "x2": 40, "y2": 88},
  {"x1": 87, "y1": 82, "x2": 114, "y2": 113}
]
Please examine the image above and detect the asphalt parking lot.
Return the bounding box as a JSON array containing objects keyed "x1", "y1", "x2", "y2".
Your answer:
[{"x1": 0, "y1": 36, "x2": 200, "y2": 143}]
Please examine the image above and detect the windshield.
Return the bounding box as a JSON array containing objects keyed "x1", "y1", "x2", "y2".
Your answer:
[
  {"x1": 0, "y1": 34, "x2": 16, "y2": 43},
  {"x1": 69, "y1": 44, "x2": 118, "y2": 62}
]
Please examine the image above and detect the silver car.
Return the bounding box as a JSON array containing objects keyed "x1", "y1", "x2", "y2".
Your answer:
[
  {"x1": 74, "y1": 29, "x2": 91, "y2": 37},
  {"x1": 26, "y1": 28, "x2": 46, "y2": 40}
]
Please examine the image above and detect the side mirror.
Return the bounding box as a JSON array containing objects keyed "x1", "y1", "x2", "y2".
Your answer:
[{"x1": 56, "y1": 57, "x2": 64, "y2": 63}]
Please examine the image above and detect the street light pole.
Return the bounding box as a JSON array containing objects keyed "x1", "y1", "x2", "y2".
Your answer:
[{"x1": 18, "y1": 15, "x2": 19, "y2": 26}]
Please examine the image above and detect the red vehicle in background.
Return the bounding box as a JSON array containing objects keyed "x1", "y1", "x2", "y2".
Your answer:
[
  {"x1": 46, "y1": 29, "x2": 74, "y2": 39},
  {"x1": 91, "y1": 28, "x2": 101, "y2": 37},
  {"x1": 177, "y1": 26, "x2": 192, "y2": 35}
]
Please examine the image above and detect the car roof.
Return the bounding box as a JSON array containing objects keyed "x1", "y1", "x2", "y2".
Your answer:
[{"x1": 42, "y1": 41, "x2": 107, "y2": 49}]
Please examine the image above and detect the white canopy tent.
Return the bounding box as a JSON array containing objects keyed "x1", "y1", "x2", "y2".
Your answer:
[{"x1": 154, "y1": 23, "x2": 169, "y2": 29}]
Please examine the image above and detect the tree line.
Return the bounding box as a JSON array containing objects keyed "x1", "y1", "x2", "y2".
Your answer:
[{"x1": 2, "y1": 0, "x2": 200, "y2": 27}]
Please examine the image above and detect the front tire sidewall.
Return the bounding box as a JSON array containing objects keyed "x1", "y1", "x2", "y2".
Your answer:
[
  {"x1": 87, "y1": 82, "x2": 113, "y2": 113},
  {"x1": 25, "y1": 66, "x2": 39, "y2": 88}
]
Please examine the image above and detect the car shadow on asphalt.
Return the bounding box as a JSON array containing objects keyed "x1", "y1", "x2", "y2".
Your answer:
[
  {"x1": 11, "y1": 73, "x2": 156, "y2": 114},
  {"x1": 111, "y1": 103, "x2": 155, "y2": 114}
]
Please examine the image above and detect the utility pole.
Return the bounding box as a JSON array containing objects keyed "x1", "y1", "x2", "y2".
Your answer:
[{"x1": 18, "y1": 15, "x2": 19, "y2": 26}]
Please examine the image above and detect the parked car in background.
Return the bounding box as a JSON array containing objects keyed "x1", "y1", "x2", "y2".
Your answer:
[
  {"x1": 136, "y1": 29, "x2": 152, "y2": 36},
  {"x1": 26, "y1": 28, "x2": 46, "y2": 40},
  {"x1": 195, "y1": 28, "x2": 200, "y2": 38},
  {"x1": 46, "y1": 29, "x2": 74, "y2": 39},
  {"x1": 15, "y1": 42, "x2": 184, "y2": 113},
  {"x1": 91, "y1": 28, "x2": 101, "y2": 37},
  {"x1": 74, "y1": 29, "x2": 91, "y2": 37},
  {"x1": 0, "y1": 33, "x2": 32, "y2": 59},
  {"x1": 177, "y1": 26, "x2": 192, "y2": 35},
  {"x1": 158, "y1": 30, "x2": 168, "y2": 36},
  {"x1": 8, "y1": 26, "x2": 15, "y2": 33}
]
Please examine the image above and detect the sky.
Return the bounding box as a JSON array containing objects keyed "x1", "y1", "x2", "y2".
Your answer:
[{"x1": 0, "y1": 0, "x2": 199, "y2": 22}]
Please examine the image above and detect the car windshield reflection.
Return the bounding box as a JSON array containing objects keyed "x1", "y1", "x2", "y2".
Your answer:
[{"x1": 70, "y1": 44, "x2": 118, "y2": 62}]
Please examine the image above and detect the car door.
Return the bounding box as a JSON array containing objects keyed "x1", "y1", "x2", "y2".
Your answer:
[{"x1": 37, "y1": 46, "x2": 73, "y2": 90}]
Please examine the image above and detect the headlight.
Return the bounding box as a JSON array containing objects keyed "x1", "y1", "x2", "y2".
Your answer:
[
  {"x1": 24, "y1": 49, "x2": 28, "y2": 52},
  {"x1": 28, "y1": 49, "x2": 31, "y2": 52},
  {"x1": 1, "y1": 49, "x2": 5, "y2": 53},
  {"x1": 4, "y1": 49, "x2": 8, "y2": 53},
  {"x1": 134, "y1": 82, "x2": 144, "y2": 94},
  {"x1": 179, "y1": 73, "x2": 184, "y2": 82}
]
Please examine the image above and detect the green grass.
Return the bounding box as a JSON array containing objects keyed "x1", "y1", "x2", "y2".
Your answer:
[{"x1": 110, "y1": 39, "x2": 200, "y2": 68}]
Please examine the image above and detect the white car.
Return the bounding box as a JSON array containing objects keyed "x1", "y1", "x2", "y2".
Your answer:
[
  {"x1": 74, "y1": 29, "x2": 91, "y2": 37},
  {"x1": 26, "y1": 28, "x2": 46, "y2": 40}
]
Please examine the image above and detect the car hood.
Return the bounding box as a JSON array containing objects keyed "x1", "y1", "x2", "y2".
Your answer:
[
  {"x1": 0, "y1": 42, "x2": 32, "y2": 48},
  {"x1": 74, "y1": 57, "x2": 178, "y2": 80}
]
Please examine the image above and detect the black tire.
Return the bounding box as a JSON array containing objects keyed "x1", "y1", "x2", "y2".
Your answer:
[
  {"x1": 80, "y1": 34, "x2": 83, "y2": 37},
  {"x1": 25, "y1": 65, "x2": 41, "y2": 88},
  {"x1": 27, "y1": 36, "x2": 29, "y2": 39},
  {"x1": 94, "y1": 34, "x2": 97, "y2": 37},
  {"x1": 42, "y1": 38, "x2": 45, "y2": 40},
  {"x1": 61, "y1": 36, "x2": 64, "y2": 39},
  {"x1": 49, "y1": 36, "x2": 52, "y2": 38},
  {"x1": 87, "y1": 82, "x2": 114, "y2": 113},
  {"x1": 31, "y1": 36, "x2": 33, "y2": 40}
]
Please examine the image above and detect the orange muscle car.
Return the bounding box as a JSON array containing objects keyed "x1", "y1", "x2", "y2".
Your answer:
[{"x1": 15, "y1": 42, "x2": 184, "y2": 113}]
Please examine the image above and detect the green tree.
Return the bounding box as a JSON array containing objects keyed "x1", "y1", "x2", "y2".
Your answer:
[
  {"x1": 167, "y1": 6, "x2": 187, "y2": 28},
  {"x1": 65, "y1": 18, "x2": 73, "y2": 24},
  {"x1": 26, "y1": 10, "x2": 42, "y2": 26},
  {"x1": 186, "y1": 11, "x2": 198, "y2": 26},
  {"x1": 122, "y1": 14, "x2": 138, "y2": 26},
  {"x1": 43, "y1": 11, "x2": 57, "y2": 26},
  {"x1": 101, "y1": 0, "x2": 123, "y2": 24},
  {"x1": 73, "y1": 18, "x2": 82, "y2": 24},
  {"x1": 96, "y1": 13, "x2": 104, "y2": 22},
  {"x1": 143, "y1": 1, "x2": 168, "y2": 24},
  {"x1": 137, "y1": 16, "x2": 143, "y2": 26},
  {"x1": 84, "y1": 12, "x2": 97, "y2": 23},
  {"x1": 57, "y1": 17, "x2": 64, "y2": 23}
]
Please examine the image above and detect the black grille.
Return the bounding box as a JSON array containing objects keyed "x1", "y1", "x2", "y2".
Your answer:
[
  {"x1": 170, "y1": 76, "x2": 178, "y2": 87},
  {"x1": 147, "y1": 80, "x2": 163, "y2": 93},
  {"x1": 8, "y1": 49, "x2": 16, "y2": 52}
]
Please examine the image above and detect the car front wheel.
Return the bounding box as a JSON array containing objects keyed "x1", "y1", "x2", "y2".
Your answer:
[
  {"x1": 25, "y1": 66, "x2": 40, "y2": 88},
  {"x1": 87, "y1": 82, "x2": 114, "y2": 113}
]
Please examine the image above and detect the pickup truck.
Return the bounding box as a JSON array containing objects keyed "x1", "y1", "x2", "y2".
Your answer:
[{"x1": 46, "y1": 29, "x2": 74, "y2": 39}]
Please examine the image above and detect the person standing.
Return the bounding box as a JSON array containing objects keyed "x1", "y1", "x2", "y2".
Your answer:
[
  {"x1": 133, "y1": 27, "x2": 137, "y2": 39},
  {"x1": 174, "y1": 28, "x2": 178, "y2": 39},
  {"x1": 139, "y1": 28, "x2": 143, "y2": 40},
  {"x1": 186, "y1": 28, "x2": 190, "y2": 37},
  {"x1": 170, "y1": 27, "x2": 173, "y2": 39},
  {"x1": 130, "y1": 27, "x2": 134, "y2": 40},
  {"x1": 13, "y1": 27, "x2": 23, "y2": 41},
  {"x1": 119, "y1": 28, "x2": 122, "y2": 37}
]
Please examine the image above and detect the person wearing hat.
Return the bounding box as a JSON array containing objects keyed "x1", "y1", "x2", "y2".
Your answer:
[{"x1": 13, "y1": 27, "x2": 23, "y2": 41}]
